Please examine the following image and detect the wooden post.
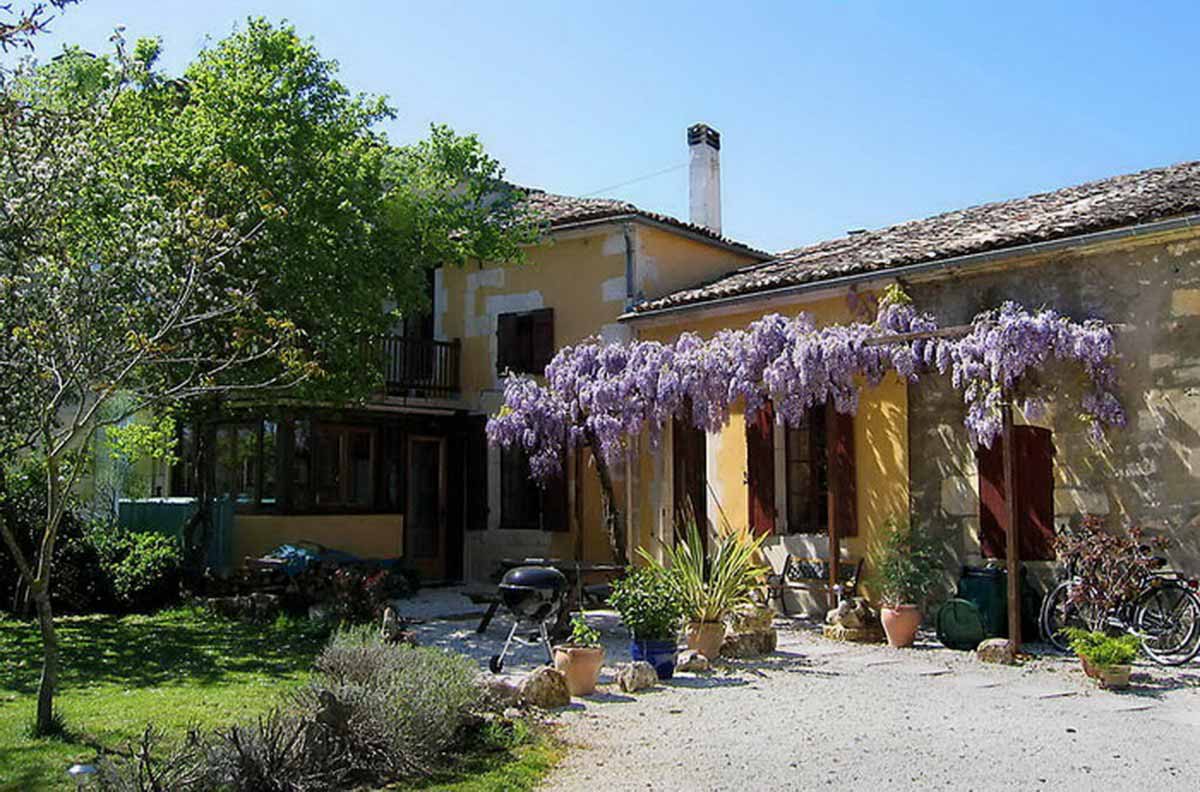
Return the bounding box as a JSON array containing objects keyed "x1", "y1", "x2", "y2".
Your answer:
[{"x1": 1001, "y1": 403, "x2": 1022, "y2": 648}]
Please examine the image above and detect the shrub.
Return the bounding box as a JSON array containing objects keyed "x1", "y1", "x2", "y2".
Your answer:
[
  {"x1": 97, "y1": 629, "x2": 487, "y2": 790},
  {"x1": 869, "y1": 515, "x2": 943, "y2": 608},
  {"x1": 1056, "y1": 514, "x2": 1170, "y2": 614},
  {"x1": 304, "y1": 626, "x2": 483, "y2": 777},
  {"x1": 0, "y1": 461, "x2": 104, "y2": 615},
  {"x1": 564, "y1": 613, "x2": 601, "y2": 648},
  {"x1": 292, "y1": 563, "x2": 418, "y2": 624},
  {"x1": 609, "y1": 566, "x2": 684, "y2": 641},
  {"x1": 92, "y1": 526, "x2": 183, "y2": 611}
]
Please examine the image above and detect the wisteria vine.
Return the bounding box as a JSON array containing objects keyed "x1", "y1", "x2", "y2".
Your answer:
[{"x1": 486, "y1": 290, "x2": 1125, "y2": 485}]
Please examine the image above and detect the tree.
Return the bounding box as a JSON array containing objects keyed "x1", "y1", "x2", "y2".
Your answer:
[
  {"x1": 0, "y1": 20, "x2": 533, "y2": 735},
  {"x1": 0, "y1": 1, "x2": 76, "y2": 52},
  {"x1": 487, "y1": 290, "x2": 1126, "y2": 563}
]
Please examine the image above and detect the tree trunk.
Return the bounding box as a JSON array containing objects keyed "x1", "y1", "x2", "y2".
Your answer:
[
  {"x1": 583, "y1": 427, "x2": 626, "y2": 565},
  {"x1": 182, "y1": 401, "x2": 218, "y2": 571},
  {"x1": 31, "y1": 585, "x2": 59, "y2": 735}
]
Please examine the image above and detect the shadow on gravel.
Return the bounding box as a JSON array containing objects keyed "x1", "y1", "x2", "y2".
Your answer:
[{"x1": 666, "y1": 675, "x2": 749, "y2": 689}]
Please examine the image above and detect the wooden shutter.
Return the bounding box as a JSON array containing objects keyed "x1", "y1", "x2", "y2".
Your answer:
[
  {"x1": 540, "y1": 463, "x2": 570, "y2": 532},
  {"x1": 1016, "y1": 427, "x2": 1055, "y2": 561},
  {"x1": 746, "y1": 402, "x2": 776, "y2": 536},
  {"x1": 826, "y1": 406, "x2": 857, "y2": 538},
  {"x1": 977, "y1": 435, "x2": 1007, "y2": 558},
  {"x1": 530, "y1": 308, "x2": 555, "y2": 374},
  {"x1": 496, "y1": 313, "x2": 518, "y2": 372},
  {"x1": 978, "y1": 426, "x2": 1055, "y2": 561},
  {"x1": 465, "y1": 416, "x2": 488, "y2": 531}
]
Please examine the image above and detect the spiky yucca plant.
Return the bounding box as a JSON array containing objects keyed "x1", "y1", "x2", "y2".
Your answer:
[{"x1": 640, "y1": 510, "x2": 770, "y2": 625}]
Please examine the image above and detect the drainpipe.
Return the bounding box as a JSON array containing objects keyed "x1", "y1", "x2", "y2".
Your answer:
[{"x1": 623, "y1": 223, "x2": 637, "y2": 310}]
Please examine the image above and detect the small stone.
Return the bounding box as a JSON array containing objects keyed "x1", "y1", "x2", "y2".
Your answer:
[
  {"x1": 729, "y1": 605, "x2": 775, "y2": 633},
  {"x1": 976, "y1": 638, "x2": 1017, "y2": 665},
  {"x1": 519, "y1": 667, "x2": 571, "y2": 708},
  {"x1": 675, "y1": 650, "x2": 711, "y2": 673},
  {"x1": 616, "y1": 661, "x2": 658, "y2": 692},
  {"x1": 721, "y1": 627, "x2": 778, "y2": 658}
]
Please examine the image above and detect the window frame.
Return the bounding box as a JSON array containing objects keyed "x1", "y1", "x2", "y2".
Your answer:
[{"x1": 784, "y1": 406, "x2": 829, "y2": 535}]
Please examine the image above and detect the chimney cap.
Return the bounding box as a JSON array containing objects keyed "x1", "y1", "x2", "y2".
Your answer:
[{"x1": 687, "y1": 123, "x2": 720, "y2": 150}]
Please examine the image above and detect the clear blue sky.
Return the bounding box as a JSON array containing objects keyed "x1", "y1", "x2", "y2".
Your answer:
[{"x1": 16, "y1": 1, "x2": 1200, "y2": 253}]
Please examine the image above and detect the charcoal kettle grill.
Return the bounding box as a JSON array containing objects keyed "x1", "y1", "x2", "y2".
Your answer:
[{"x1": 488, "y1": 565, "x2": 569, "y2": 674}]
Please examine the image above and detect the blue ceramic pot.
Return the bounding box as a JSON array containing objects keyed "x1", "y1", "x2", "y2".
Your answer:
[{"x1": 630, "y1": 639, "x2": 678, "y2": 680}]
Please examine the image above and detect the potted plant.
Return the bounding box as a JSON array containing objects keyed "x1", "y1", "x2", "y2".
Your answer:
[
  {"x1": 870, "y1": 516, "x2": 942, "y2": 648},
  {"x1": 1064, "y1": 628, "x2": 1138, "y2": 689},
  {"x1": 641, "y1": 516, "x2": 769, "y2": 660},
  {"x1": 609, "y1": 566, "x2": 684, "y2": 679},
  {"x1": 553, "y1": 613, "x2": 606, "y2": 696}
]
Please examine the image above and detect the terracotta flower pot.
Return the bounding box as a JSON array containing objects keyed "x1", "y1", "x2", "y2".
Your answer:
[
  {"x1": 686, "y1": 621, "x2": 726, "y2": 660},
  {"x1": 880, "y1": 605, "x2": 923, "y2": 648},
  {"x1": 553, "y1": 645, "x2": 605, "y2": 696},
  {"x1": 1097, "y1": 664, "x2": 1132, "y2": 690},
  {"x1": 1079, "y1": 657, "x2": 1101, "y2": 679}
]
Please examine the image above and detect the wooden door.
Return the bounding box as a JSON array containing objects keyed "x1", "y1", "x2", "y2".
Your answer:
[
  {"x1": 673, "y1": 416, "x2": 707, "y2": 546},
  {"x1": 407, "y1": 436, "x2": 447, "y2": 580}
]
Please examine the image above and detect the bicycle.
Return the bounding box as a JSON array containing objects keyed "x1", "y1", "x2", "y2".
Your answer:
[{"x1": 1040, "y1": 539, "x2": 1200, "y2": 666}]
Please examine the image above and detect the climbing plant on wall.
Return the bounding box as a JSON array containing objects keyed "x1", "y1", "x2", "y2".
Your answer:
[{"x1": 486, "y1": 287, "x2": 1125, "y2": 563}]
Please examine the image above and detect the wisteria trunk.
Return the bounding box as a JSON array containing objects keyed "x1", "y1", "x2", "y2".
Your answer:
[{"x1": 584, "y1": 427, "x2": 627, "y2": 565}]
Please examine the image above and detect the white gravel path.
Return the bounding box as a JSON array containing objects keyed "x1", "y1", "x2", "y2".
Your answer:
[
  {"x1": 540, "y1": 620, "x2": 1200, "y2": 791},
  {"x1": 391, "y1": 589, "x2": 1200, "y2": 790}
]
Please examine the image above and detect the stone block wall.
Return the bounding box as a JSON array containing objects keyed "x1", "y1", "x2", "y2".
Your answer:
[{"x1": 907, "y1": 232, "x2": 1200, "y2": 580}]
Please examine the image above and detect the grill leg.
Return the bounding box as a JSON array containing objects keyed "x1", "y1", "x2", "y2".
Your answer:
[
  {"x1": 491, "y1": 621, "x2": 520, "y2": 674},
  {"x1": 539, "y1": 621, "x2": 554, "y2": 665}
]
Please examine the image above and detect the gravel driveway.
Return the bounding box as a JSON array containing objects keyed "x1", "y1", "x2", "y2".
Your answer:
[{"x1": 542, "y1": 620, "x2": 1200, "y2": 791}]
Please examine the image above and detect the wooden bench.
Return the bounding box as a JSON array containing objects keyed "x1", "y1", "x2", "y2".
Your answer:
[{"x1": 766, "y1": 556, "x2": 864, "y2": 616}]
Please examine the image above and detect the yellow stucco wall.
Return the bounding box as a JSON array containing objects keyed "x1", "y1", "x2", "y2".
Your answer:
[
  {"x1": 232, "y1": 513, "x2": 404, "y2": 563},
  {"x1": 631, "y1": 292, "x2": 910, "y2": 583},
  {"x1": 438, "y1": 222, "x2": 760, "y2": 576}
]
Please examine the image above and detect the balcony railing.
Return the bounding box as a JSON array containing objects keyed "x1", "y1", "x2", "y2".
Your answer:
[{"x1": 372, "y1": 336, "x2": 461, "y2": 397}]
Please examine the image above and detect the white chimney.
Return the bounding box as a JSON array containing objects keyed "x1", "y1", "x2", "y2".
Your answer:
[{"x1": 688, "y1": 123, "x2": 722, "y2": 234}]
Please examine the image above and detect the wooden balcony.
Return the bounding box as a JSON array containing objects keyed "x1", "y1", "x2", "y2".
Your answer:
[{"x1": 373, "y1": 336, "x2": 461, "y2": 397}]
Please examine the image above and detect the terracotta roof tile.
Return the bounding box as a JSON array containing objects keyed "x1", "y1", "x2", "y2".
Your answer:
[
  {"x1": 632, "y1": 160, "x2": 1200, "y2": 313},
  {"x1": 516, "y1": 187, "x2": 769, "y2": 259}
]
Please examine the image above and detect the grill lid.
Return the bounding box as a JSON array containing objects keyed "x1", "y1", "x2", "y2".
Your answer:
[{"x1": 500, "y1": 565, "x2": 568, "y2": 591}]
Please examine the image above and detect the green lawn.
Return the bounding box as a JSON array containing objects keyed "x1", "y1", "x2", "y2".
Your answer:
[
  {"x1": 0, "y1": 609, "x2": 558, "y2": 791},
  {"x1": 0, "y1": 608, "x2": 330, "y2": 791}
]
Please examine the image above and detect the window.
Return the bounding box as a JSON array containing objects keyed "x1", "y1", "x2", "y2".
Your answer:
[
  {"x1": 497, "y1": 308, "x2": 554, "y2": 375},
  {"x1": 213, "y1": 420, "x2": 278, "y2": 507},
  {"x1": 313, "y1": 424, "x2": 376, "y2": 510},
  {"x1": 785, "y1": 406, "x2": 828, "y2": 535},
  {"x1": 499, "y1": 445, "x2": 568, "y2": 530},
  {"x1": 501, "y1": 446, "x2": 541, "y2": 529}
]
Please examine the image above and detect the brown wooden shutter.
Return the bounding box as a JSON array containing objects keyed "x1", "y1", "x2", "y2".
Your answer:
[
  {"x1": 977, "y1": 436, "x2": 1006, "y2": 558},
  {"x1": 530, "y1": 308, "x2": 555, "y2": 374},
  {"x1": 746, "y1": 402, "x2": 776, "y2": 536},
  {"x1": 1016, "y1": 427, "x2": 1055, "y2": 561},
  {"x1": 826, "y1": 406, "x2": 857, "y2": 538},
  {"x1": 540, "y1": 453, "x2": 569, "y2": 531},
  {"x1": 979, "y1": 426, "x2": 1055, "y2": 561},
  {"x1": 465, "y1": 416, "x2": 488, "y2": 531},
  {"x1": 496, "y1": 313, "x2": 518, "y2": 372}
]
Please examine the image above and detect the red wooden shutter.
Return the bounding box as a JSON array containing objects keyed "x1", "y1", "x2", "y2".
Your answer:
[
  {"x1": 496, "y1": 313, "x2": 518, "y2": 372},
  {"x1": 977, "y1": 436, "x2": 1006, "y2": 558},
  {"x1": 1016, "y1": 426, "x2": 1055, "y2": 561},
  {"x1": 530, "y1": 308, "x2": 555, "y2": 374},
  {"x1": 746, "y1": 402, "x2": 776, "y2": 536},
  {"x1": 826, "y1": 406, "x2": 857, "y2": 538},
  {"x1": 977, "y1": 426, "x2": 1055, "y2": 561}
]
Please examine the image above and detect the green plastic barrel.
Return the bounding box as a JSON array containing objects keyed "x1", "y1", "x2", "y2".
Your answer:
[{"x1": 957, "y1": 566, "x2": 1007, "y2": 638}]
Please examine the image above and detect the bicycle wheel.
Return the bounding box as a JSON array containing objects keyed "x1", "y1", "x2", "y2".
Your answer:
[
  {"x1": 1134, "y1": 583, "x2": 1200, "y2": 666},
  {"x1": 1040, "y1": 581, "x2": 1097, "y2": 651}
]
